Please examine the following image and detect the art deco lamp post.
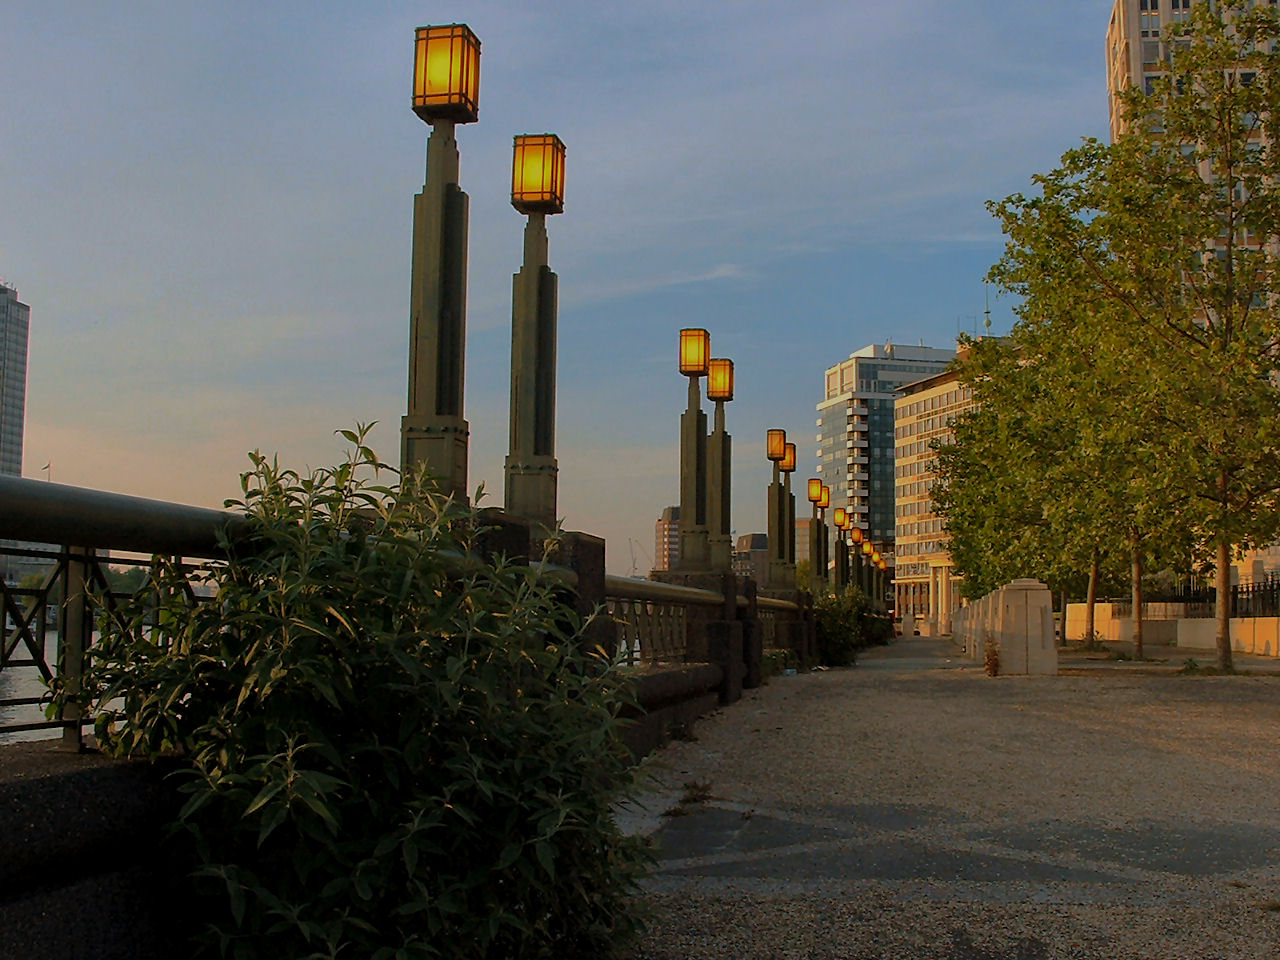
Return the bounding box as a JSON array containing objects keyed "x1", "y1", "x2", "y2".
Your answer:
[
  {"x1": 401, "y1": 24, "x2": 481, "y2": 500},
  {"x1": 766, "y1": 429, "x2": 790, "y2": 587},
  {"x1": 833, "y1": 508, "x2": 849, "y2": 589},
  {"x1": 706, "y1": 358, "x2": 734, "y2": 571},
  {"x1": 817, "y1": 483, "x2": 830, "y2": 584},
  {"x1": 504, "y1": 133, "x2": 567, "y2": 529},
  {"x1": 678, "y1": 329, "x2": 711, "y2": 570},
  {"x1": 850, "y1": 525, "x2": 865, "y2": 596},
  {"x1": 781, "y1": 442, "x2": 798, "y2": 575},
  {"x1": 806, "y1": 479, "x2": 823, "y2": 588},
  {"x1": 861, "y1": 540, "x2": 874, "y2": 606}
]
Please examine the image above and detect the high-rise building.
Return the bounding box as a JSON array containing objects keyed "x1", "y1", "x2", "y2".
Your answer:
[
  {"x1": 0, "y1": 282, "x2": 30, "y2": 478},
  {"x1": 653, "y1": 505, "x2": 680, "y2": 574},
  {"x1": 893, "y1": 365, "x2": 978, "y2": 633},
  {"x1": 815, "y1": 343, "x2": 954, "y2": 559},
  {"x1": 731, "y1": 532, "x2": 769, "y2": 585},
  {"x1": 1106, "y1": 0, "x2": 1196, "y2": 141}
]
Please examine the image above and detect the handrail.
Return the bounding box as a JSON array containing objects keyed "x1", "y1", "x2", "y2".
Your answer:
[
  {"x1": 602, "y1": 574, "x2": 724, "y2": 606},
  {"x1": 0, "y1": 475, "x2": 244, "y2": 559},
  {"x1": 0, "y1": 476, "x2": 800, "y2": 613}
]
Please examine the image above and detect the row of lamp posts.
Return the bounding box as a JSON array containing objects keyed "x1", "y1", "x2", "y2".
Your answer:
[
  {"x1": 398, "y1": 22, "x2": 569, "y2": 533},
  {"x1": 397, "y1": 22, "x2": 893, "y2": 606},
  {"x1": 762, "y1": 428, "x2": 889, "y2": 607}
]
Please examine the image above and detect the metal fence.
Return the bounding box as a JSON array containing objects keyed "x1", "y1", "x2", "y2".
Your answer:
[
  {"x1": 1, "y1": 475, "x2": 803, "y2": 745},
  {"x1": 1105, "y1": 578, "x2": 1280, "y2": 621}
]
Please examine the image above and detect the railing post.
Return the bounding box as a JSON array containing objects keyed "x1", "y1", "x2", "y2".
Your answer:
[
  {"x1": 550, "y1": 532, "x2": 614, "y2": 660},
  {"x1": 58, "y1": 546, "x2": 92, "y2": 752},
  {"x1": 739, "y1": 576, "x2": 762, "y2": 689}
]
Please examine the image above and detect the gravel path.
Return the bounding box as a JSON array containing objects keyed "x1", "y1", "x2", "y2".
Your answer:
[{"x1": 621, "y1": 637, "x2": 1280, "y2": 959}]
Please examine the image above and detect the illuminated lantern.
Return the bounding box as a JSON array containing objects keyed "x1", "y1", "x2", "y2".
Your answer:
[
  {"x1": 412, "y1": 24, "x2": 481, "y2": 123},
  {"x1": 679, "y1": 328, "x2": 710, "y2": 377},
  {"x1": 707, "y1": 358, "x2": 734, "y2": 401},
  {"x1": 511, "y1": 134, "x2": 566, "y2": 215}
]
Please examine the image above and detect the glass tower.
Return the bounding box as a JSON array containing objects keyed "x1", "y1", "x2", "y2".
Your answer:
[{"x1": 0, "y1": 283, "x2": 30, "y2": 478}]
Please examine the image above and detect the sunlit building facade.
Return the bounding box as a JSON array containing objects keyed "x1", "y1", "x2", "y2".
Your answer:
[
  {"x1": 893, "y1": 367, "x2": 977, "y2": 633},
  {"x1": 653, "y1": 505, "x2": 680, "y2": 574},
  {"x1": 1107, "y1": 0, "x2": 1196, "y2": 140}
]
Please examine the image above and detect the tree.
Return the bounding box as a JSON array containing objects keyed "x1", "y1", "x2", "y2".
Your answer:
[{"x1": 983, "y1": 0, "x2": 1280, "y2": 669}]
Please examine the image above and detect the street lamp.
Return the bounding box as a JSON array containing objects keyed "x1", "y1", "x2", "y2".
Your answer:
[
  {"x1": 781, "y1": 443, "x2": 798, "y2": 572},
  {"x1": 678, "y1": 329, "x2": 710, "y2": 570},
  {"x1": 833, "y1": 509, "x2": 849, "y2": 589},
  {"x1": 766, "y1": 429, "x2": 792, "y2": 588},
  {"x1": 806, "y1": 478, "x2": 823, "y2": 589},
  {"x1": 817, "y1": 484, "x2": 830, "y2": 584},
  {"x1": 504, "y1": 134, "x2": 567, "y2": 530},
  {"x1": 706, "y1": 358, "x2": 734, "y2": 570},
  {"x1": 402, "y1": 24, "x2": 482, "y2": 500}
]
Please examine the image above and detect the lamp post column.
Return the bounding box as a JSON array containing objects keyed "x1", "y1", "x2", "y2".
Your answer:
[
  {"x1": 504, "y1": 211, "x2": 558, "y2": 529},
  {"x1": 402, "y1": 118, "x2": 472, "y2": 499},
  {"x1": 679, "y1": 375, "x2": 710, "y2": 570},
  {"x1": 708, "y1": 399, "x2": 732, "y2": 570}
]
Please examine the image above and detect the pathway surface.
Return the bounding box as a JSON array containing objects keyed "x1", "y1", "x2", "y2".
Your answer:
[{"x1": 622, "y1": 637, "x2": 1280, "y2": 959}]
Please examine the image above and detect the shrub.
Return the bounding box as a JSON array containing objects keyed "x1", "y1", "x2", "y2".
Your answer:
[
  {"x1": 69, "y1": 428, "x2": 648, "y2": 960},
  {"x1": 812, "y1": 586, "x2": 888, "y2": 667}
]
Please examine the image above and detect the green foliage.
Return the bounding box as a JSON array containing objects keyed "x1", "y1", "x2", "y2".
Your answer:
[
  {"x1": 958, "y1": 0, "x2": 1280, "y2": 668},
  {"x1": 70, "y1": 427, "x2": 648, "y2": 960},
  {"x1": 812, "y1": 586, "x2": 888, "y2": 667},
  {"x1": 761, "y1": 647, "x2": 799, "y2": 679}
]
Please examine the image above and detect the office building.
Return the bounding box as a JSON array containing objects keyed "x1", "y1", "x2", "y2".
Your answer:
[
  {"x1": 1106, "y1": 0, "x2": 1195, "y2": 141},
  {"x1": 893, "y1": 365, "x2": 978, "y2": 633},
  {"x1": 732, "y1": 532, "x2": 769, "y2": 585},
  {"x1": 0, "y1": 282, "x2": 29, "y2": 478},
  {"x1": 815, "y1": 343, "x2": 954, "y2": 559},
  {"x1": 653, "y1": 505, "x2": 680, "y2": 574}
]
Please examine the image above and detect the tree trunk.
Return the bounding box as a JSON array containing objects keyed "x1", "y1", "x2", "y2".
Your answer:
[
  {"x1": 1131, "y1": 534, "x2": 1144, "y2": 661},
  {"x1": 1085, "y1": 547, "x2": 1099, "y2": 647},
  {"x1": 1216, "y1": 537, "x2": 1234, "y2": 671}
]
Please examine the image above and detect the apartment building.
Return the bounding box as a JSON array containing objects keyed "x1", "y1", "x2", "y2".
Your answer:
[{"x1": 893, "y1": 367, "x2": 977, "y2": 633}]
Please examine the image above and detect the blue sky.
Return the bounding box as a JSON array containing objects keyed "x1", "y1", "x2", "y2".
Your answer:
[{"x1": 3, "y1": 1, "x2": 1113, "y2": 573}]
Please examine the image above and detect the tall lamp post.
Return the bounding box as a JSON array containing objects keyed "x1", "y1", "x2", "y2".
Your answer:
[
  {"x1": 817, "y1": 484, "x2": 831, "y2": 585},
  {"x1": 781, "y1": 443, "x2": 798, "y2": 577},
  {"x1": 706, "y1": 358, "x2": 734, "y2": 570},
  {"x1": 806, "y1": 479, "x2": 823, "y2": 589},
  {"x1": 861, "y1": 540, "x2": 874, "y2": 607},
  {"x1": 833, "y1": 508, "x2": 849, "y2": 589},
  {"x1": 850, "y1": 525, "x2": 865, "y2": 596},
  {"x1": 766, "y1": 429, "x2": 790, "y2": 587},
  {"x1": 504, "y1": 134, "x2": 567, "y2": 530},
  {"x1": 401, "y1": 24, "x2": 481, "y2": 500},
  {"x1": 678, "y1": 329, "x2": 711, "y2": 570}
]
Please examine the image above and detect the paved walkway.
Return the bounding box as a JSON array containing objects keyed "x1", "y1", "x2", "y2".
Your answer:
[{"x1": 622, "y1": 637, "x2": 1280, "y2": 959}]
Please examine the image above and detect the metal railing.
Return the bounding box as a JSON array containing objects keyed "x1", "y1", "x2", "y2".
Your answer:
[{"x1": 1, "y1": 475, "x2": 806, "y2": 744}]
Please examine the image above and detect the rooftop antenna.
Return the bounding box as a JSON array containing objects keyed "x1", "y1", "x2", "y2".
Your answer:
[{"x1": 983, "y1": 284, "x2": 993, "y2": 334}]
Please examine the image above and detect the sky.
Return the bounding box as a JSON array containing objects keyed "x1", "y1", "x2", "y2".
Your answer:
[{"x1": 2, "y1": 1, "x2": 1115, "y2": 575}]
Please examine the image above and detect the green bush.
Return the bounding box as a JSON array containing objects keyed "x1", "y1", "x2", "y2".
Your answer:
[
  {"x1": 70, "y1": 428, "x2": 648, "y2": 959},
  {"x1": 812, "y1": 586, "x2": 890, "y2": 667}
]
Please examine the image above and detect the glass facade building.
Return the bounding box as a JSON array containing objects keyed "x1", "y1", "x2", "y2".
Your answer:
[{"x1": 815, "y1": 343, "x2": 954, "y2": 563}]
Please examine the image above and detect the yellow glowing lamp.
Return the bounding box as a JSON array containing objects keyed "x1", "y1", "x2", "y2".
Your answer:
[
  {"x1": 833, "y1": 507, "x2": 847, "y2": 528},
  {"x1": 780, "y1": 443, "x2": 797, "y2": 473},
  {"x1": 862, "y1": 541, "x2": 873, "y2": 556},
  {"x1": 851, "y1": 527, "x2": 864, "y2": 544},
  {"x1": 807, "y1": 478, "x2": 822, "y2": 503},
  {"x1": 878, "y1": 559, "x2": 887, "y2": 570},
  {"x1": 512, "y1": 134, "x2": 566, "y2": 215},
  {"x1": 872, "y1": 551, "x2": 881, "y2": 564},
  {"x1": 679, "y1": 328, "x2": 710, "y2": 377},
  {"x1": 412, "y1": 25, "x2": 481, "y2": 124},
  {"x1": 767, "y1": 429, "x2": 787, "y2": 462},
  {"x1": 817, "y1": 485, "x2": 830, "y2": 509},
  {"x1": 707, "y1": 358, "x2": 734, "y2": 402}
]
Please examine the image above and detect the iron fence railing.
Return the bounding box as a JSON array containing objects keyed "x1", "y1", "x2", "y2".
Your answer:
[
  {"x1": 1104, "y1": 578, "x2": 1280, "y2": 621},
  {"x1": 1, "y1": 475, "x2": 805, "y2": 745}
]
